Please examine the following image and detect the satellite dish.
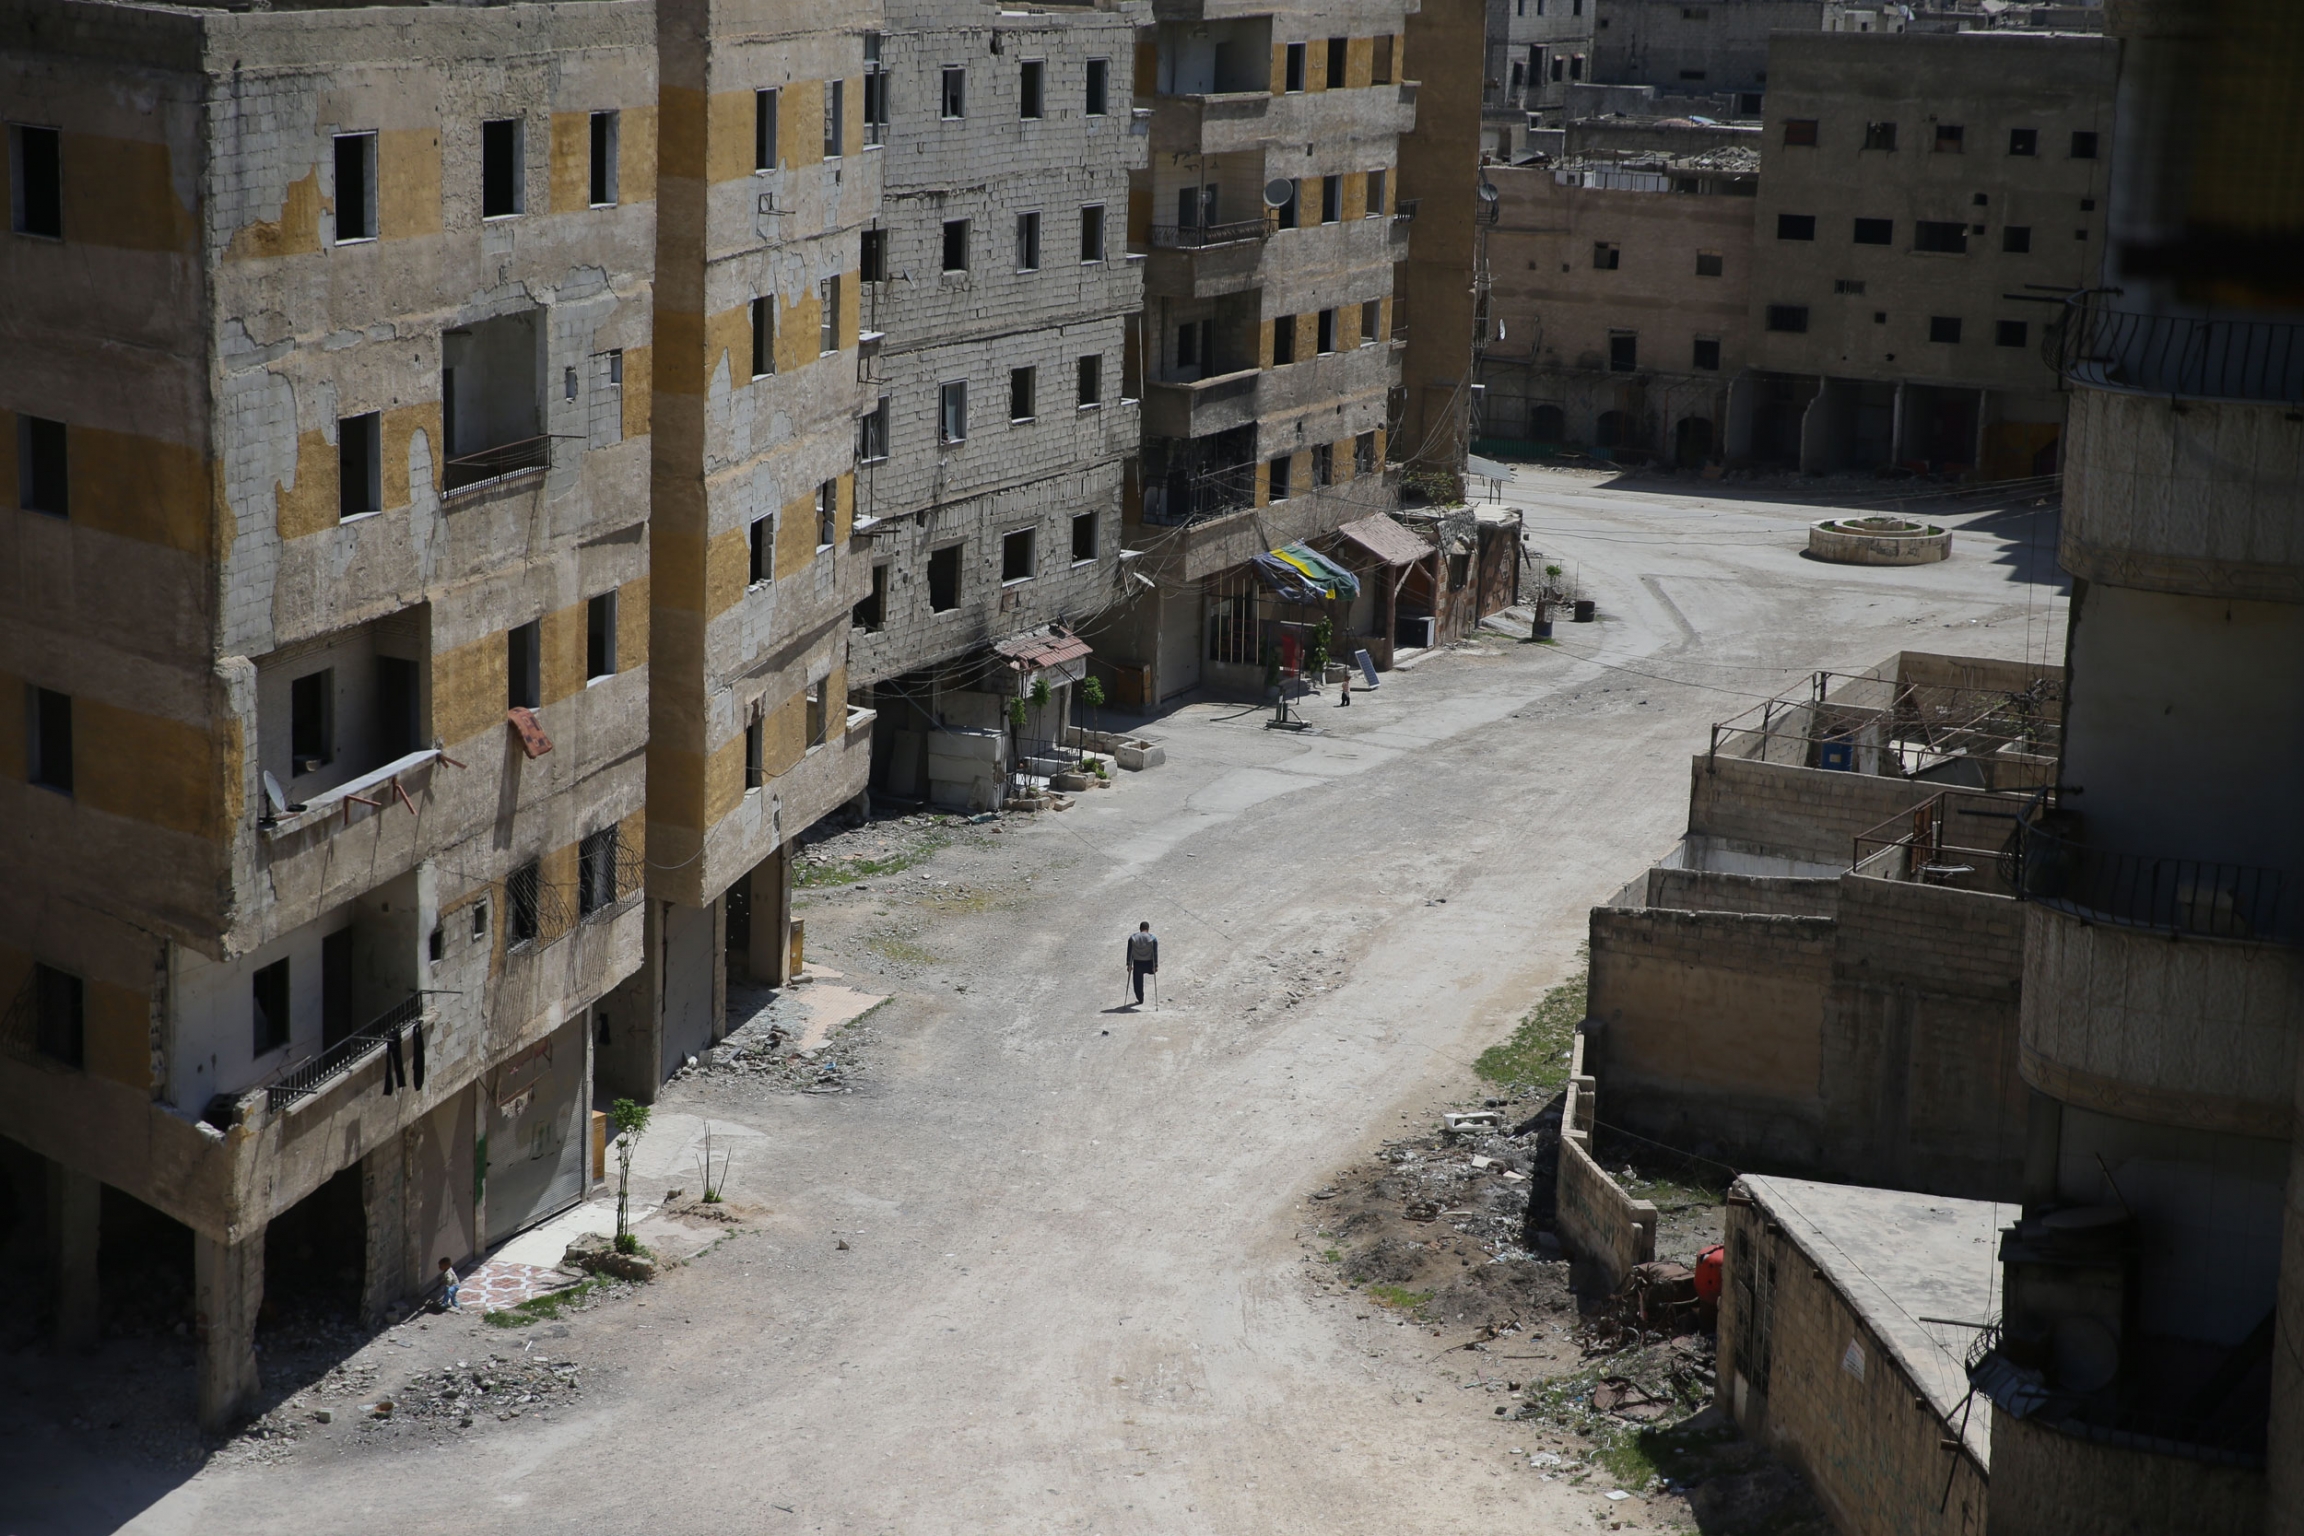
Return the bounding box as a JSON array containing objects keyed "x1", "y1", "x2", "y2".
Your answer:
[{"x1": 1262, "y1": 178, "x2": 1295, "y2": 208}]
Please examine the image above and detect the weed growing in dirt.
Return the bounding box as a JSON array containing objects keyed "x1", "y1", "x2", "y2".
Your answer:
[
  {"x1": 483, "y1": 1279, "x2": 603, "y2": 1328},
  {"x1": 795, "y1": 834, "x2": 952, "y2": 888},
  {"x1": 1474, "y1": 949, "x2": 1588, "y2": 1091},
  {"x1": 1322, "y1": 1248, "x2": 1343, "y2": 1264},
  {"x1": 1365, "y1": 1284, "x2": 1433, "y2": 1312},
  {"x1": 868, "y1": 936, "x2": 940, "y2": 967}
]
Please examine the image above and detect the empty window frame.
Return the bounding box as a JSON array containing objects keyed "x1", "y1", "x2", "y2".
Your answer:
[
  {"x1": 1372, "y1": 36, "x2": 1394, "y2": 85},
  {"x1": 506, "y1": 860, "x2": 542, "y2": 947},
  {"x1": 1267, "y1": 454, "x2": 1292, "y2": 501},
  {"x1": 1693, "y1": 249, "x2": 1725, "y2": 277},
  {"x1": 1016, "y1": 211, "x2": 1042, "y2": 271},
  {"x1": 1312, "y1": 442, "x2": 1333, "y2": 486},
  {"x1": 377, "y1": 657, "x2": 419, "y2": 760},
  {"x1": 1996, "y1": 319, "x2": 2029, "y2": 347},
  {"x1": 855, "y1": 563, "x2": 888, "y2": 631},
  {"x1": 928, "y1": 543, "x2": 962, "y2": 610},
  {"x1": 744, "y1": 714, "x2": 765, "y2": 787},
  {"x1": 1692, "y1": 336, "x2": 1721, "y2": 371},
  {"x1": 1929, "y1": 315, "x2": 1963, "y2": 343},
  {"x1": 1570, "y1": 54, "x2": 1583, "y2": 80},
  {"x1": 1326, "y1": 37, "x2": 1348, "y2": 89},
  {"x1": 864, "y1": 37, "x2": 890, "y2": 145},
  {"x1": 1361, "y1": 299, "x2": 1381, "y2": 344},
  {"x1": 32, "y1": 964, "x2": 83, "y2": 1068},
  {"x1": 1594, "y1": 240, "x2": 1621, "y2": 268},
  {"x1": 2070, "y1": 130, "x2": 2098, "y2": 159},
  {"x1": 1933, "y1": 123, "x2": 1964, "y2": 153},
  {"x1": 1853, "y1": 217, "x2": 1893, "y2": 245},
  {"x1": 338, "y1": 412, "x2": 381, "y2": 518},
  {"x1": 858, "y1": 397, "x2": 890, "y2": 462},
  {"x1": 756, "y1": 89, "x2": 780, "y2": 170},
  {"x1": 1914, "y1": 220, "x2": 1968, "y2": 254},
  {"x1": 941, "y1": 66, "x2": 967, "y2": 120},
  {"x1": 9, "y1": 125, "x2": 63, "y2": 238},
  {"x1": 1782, "y1": 118, "x2": 1818, "y2": 147},
  {"x1": 1354, "y1": 431, "x2": 1376, "y2": 475},
  {"x1": 1271, "y1": 314, "x2": 1297, "y2": 365},
  {"x1": 819, "y1": 275, "x2": 841, "y2": 352},
  {"x1": 1021, "y1": 60, "x2": 1046, "y2": 120},
  {"x1": 1608, "y1": 331, "x2": 1637, "y2": 371},
  {"x1": 2003, "y1": 225, "x2": 2032, "y2": 253},
  {"x1": 1002, "y1": 525, "x2": 1036, "y2": 583},
  {"x1": 817, "y1": 480, "x2": 838, "y2": 546},
  {"x1": 17, "y1": 415, "x2": 66, "y2": 516},
  {"x1": 1079, "y1": 204, "x2": 1105, "y2": 263},
  {"x1": 579, "y1": 826, "x2": 620, "y2": 917},
  {"x1": 749, "y1": 515, "x2": 774, "y2": 584},
  {"x1": 1366, "y1": 169, "x2": 1387, "y2": 216},
  {"x1": 1010, "y1": 366, "x2": 1037, "y2": 422},
  {"x1": 481, "y1": 118, "x2": 523, "y2": 217},
  {"x1": 1765, "y1": 304, "x2": 1809, "y2": 333},
  {"x1": 252, "y1": 958, "x2": 292, "y2": 1056},
  {"x1": 1077, "y1": 353, "x2": 1102, "y2": 406},
  {"x1": 1321, "y1": 174, "x2": 1341, "y2": 223},
  {"x1": 806, "y1": 680, "x2": 828, "y2": 748},
  {"x1": 943, "y1": 218, "x2": 971, "y2": 272},
  {"x1": 940, "y1": 381, "x2": 968, "y2": 443},
  {"x1": 1071, "y1": 511, "x2": 1097, "y2": 563},
  {"x1": 587, "y1": 591, "x2": 617, "y2": 679},
  {"x1": 1085, "y1": 58, "x2": 1110, "y2": 116},
  {"x1": 290, "y1": 669, "x2": 334, "y2": 774},
  {"x1": 507, "y1": 620, "x2": 542, "y2": 710},
  {"x1": 1316, "y1": 308, "x2": 1336, "y2": 354},
  {"x1": 2007, "y1": 126, "x2": 2037, "y2": 157},
  {"x1": 1776, "y1": 213, "x2": 1815, "y2": 241},
  {"x1": 1862, "y1": 121, "x2": 1896, "y2": 152},
  {"x1": 27, "y1": 684, "x2": 72, "y2": 794},
  {"x1": 590, "y1": 111, "x2": 619, "y2": 205},
  {"x1": 752, "y1": 296, "x2": 776, "y2": 376},
  {"x1": 335, "y1": 132, "x2": 377, "y2": 241},
  {"x1": 862, "y1": 227, "x2": 888, "y2": 282},
  {"x1": 824, "y1": 78, "x2": 845, "y2": 157},
  {"x1": 1274, "y1": 178, "x2": 1299, "y2": 230},
  {"x1": 1834, "y1": 278, "x2": 1867, "y2": 294},
  {"x1": 1284, "y1": 42, "x2": 1307, "y2": 93}
]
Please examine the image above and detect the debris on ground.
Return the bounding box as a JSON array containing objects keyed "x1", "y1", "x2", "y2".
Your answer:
[{"x1": 387, "y1": 1352, "x2": 586, "y2": 1429}]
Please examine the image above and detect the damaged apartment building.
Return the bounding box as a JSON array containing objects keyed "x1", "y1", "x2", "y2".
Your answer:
[
  {"x1": 2, "y1": 1, "x2": 655, "y2": 1427},
  {"x1": 1090, "y1": 8, "x2": 1422, "y2": 706},
  {"x1": 1477, "y1": 25, "x2": 2115, "y2": 474},
  {"x1": 846, "y1": 0, "x2": 1146, "y2": 811},
  {"x1": 1563, "y1": 11, "x2": 2304, "y2": 1526},
  {"x1": 602, "y1": 0, "x2": 880, "y2": 1092}
]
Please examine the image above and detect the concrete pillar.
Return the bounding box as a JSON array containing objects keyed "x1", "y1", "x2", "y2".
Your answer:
[
  {"x1": 1889, "y1": 380, "x2": 1907, "y2": 466},
  {"x1": 358, "y1": 1136, "x2": 410, "y2": 1325},
  {"x1": 2267, "y1": 1063, "x2": 2304, "y2": 1536},
  {"x1": 48, "y1": 1163, "x2": 100, "y2": 1352},
  {"x1": 194, "y1": 1228, "x2": 264, "y2": 1433}
]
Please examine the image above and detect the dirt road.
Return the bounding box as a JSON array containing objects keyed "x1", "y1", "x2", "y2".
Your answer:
[{"x1": 68, "y1": 474, "x2": 2062, "y2": 1535}]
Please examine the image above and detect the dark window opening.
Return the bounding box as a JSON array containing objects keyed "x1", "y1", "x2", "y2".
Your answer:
[
  {"x1": 750, "y1": 516, "x2": 773, "y2": 584},
  {"x1": 861, "y1": 227, "x2": 888, "y2": 282},
  {"x1": 1285, "y1": 42, "x2": 1306, "y2": 92},
  {"x1": 290, "y1": 669, "x2": 334, "y2": 775},
  {"x1": 1782, "y1": 118, "x2": 1818, "y2": 147},
  {"x1": 335, "y1": 132, "x2": 376, "y2": 240},
  {"x1": 1268, "y1": 455, "x2": 1292, "y2": 501},
  {"x1": 1929, "y1": 315, "x2": 1963, "y2": 343},
  {"x1": 806, "y1": 681, "x2": 828, "y2": 748},
  {"x1": 18, "y1": 415, "x2": 67, "y2": 516},
  {"x1": 29, "y1": 685, "x2": 72, "y2": 794},
  {"x1": 1321, "y1": 175, "x2": 1341, "y2": 223},
  {"x1": 1692, "y1": 336, "x2": 1720, "y2": 371},
  {"x1": 744, "y1": 716, "x2": 764, "y2": 787},
  {"x1": 1071, "y1": 512, "x2": 1096, "y2": 563},
  {"x1": 1086, "y1": 58, "x2": 1110, "y2": 116},
  {"x1": 506, "y1": 861, "x2": 541, "y2": 947},
  {"x1": 1355, "y1": 432, "x2": 1376, "y2": 475},
  {"x1": 2070, "y1": 130, "x2": 2098, "y2": 159},
  {"x1": 1608, "y1": 332, "x2": 1638, "y2": 372},
  {"x1": 1862, "y1": 121, "x2": 1896, "y2": 152},
  {"x1": 33, "y1": 964, "x2": 82, "y2": 1068},
  {"x1": 252, "y1": 958, "x2": 292, "y2": 1057},
  {"x1": 587, "y1": 592, "x2": 617, "y2": 680},
  {"x1": 339, "y1": 412, "x2": 381, "y2": 517},
  {"x1": 941, "y1": 381, "x2": 968, "y2": 443},
  {"x1": 1316, "y1": 309, "x2": 1336, "y2": 354},
  {"x1": 1594, "y1": 240, "x2": 1621, "y2": 267},
  {"x1": 1021, "y1": 60, "x2": 1045, "y2": 119},
  {"x1": 1361, "y1": 299, "x2": 1381, "y2": 343},
  {"x1": 2007, "y1": 127, "x2": 2037, "y2": 157},
  {"x1": 579, "y1": 826, "x2": 619, "y2": 917},
  {"x1": 1776, "y1": 213, "x2": 1815, "y2": 241},
  {"x1": 1996, "y1": 319, "x2": 2029, "y2": 348},
  {"x1": 1077, "y1": 354, "x2": 1102, "y2": 406},
  {"x1": 1079, "y1": 204, "x2": 1105, "y2": 262},
  {"x1": 2004, "y1": 225, "x2": 2032, "y2": 253},
  {"x1": 1326, "y1": 37, "x2": 1348, "y2": 89},
  {"x1": 1933, "y1": 123, "x2": 1964, "y2": 153},
  {"x1": 928, "y1": 544, "x2": 962, "y2": 611},
  {"x1": 1853, "y1": 217, "x2": 1892, "y2": 245},
  {"x1": 377, "y1": 655, "x2": 419, "y2": 761},
  {"x1": 941, "y1": 67, "x2": 967, "y2": 119},
  {"x1": 1016, "y1": 211, "x2": 1042, "y2": 271},
  {"x1": 752, "y1": 295, "x2": 775, "y2": 377},
  {"x1": 1695, "y1": 250, "x2": 1723, "y2": 276},
  {"x1": 481, "y1": 118, "x2": 522, "y2": 217},
  {"x1": 1272, "y1": 315, "x2": 1296, "y2": 366},
  {"x1": 1002, "y1": 526, "x2": 1036, "y2": 582},
  {"x1": 1766, "y1": 304, "x2": 1809, "y2": 333},
  {"x1": 824, "y1": 78, "x2": 845, "y2": 157},
  {"x1": 756, "y1": 89, "x2": 779, "y2": 170},
  {"x1": 589, "y1": 111, "x2": 619, "y2": 205},
  {"x1": 1011, "y1": 366, "x2": 1036, "y2": 422},
  {"x1": 819, "y1": 275, "x2": 841, "y2": 352},
  {"x1": 507, "y1": 620, "x2": 541, "y2": 710},
  {"x1": 855, "y1": 563, "x2": 888, "y2": 630},
  {"x1": 944, "y1": 218, "x2": 970, "y2": 272},
  {"x1": 10, "y1": 125, "x2": 63, "y2": 238},
  {"x1": 1915, "y1": 220, "x2": 1968, "y2": 254},
  {"x1": 858, "y1": 398, "x2": 889, "y2": 462},
  {"x1": 1313, "y1": 443, "x2": 1333, "y2": 486},
  {"x1": 817, "y1": 480, "x2": 837, "y2": 547}
]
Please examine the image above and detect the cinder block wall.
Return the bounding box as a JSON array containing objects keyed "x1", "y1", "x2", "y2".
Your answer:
[{"x1": 1687, "y1": 754, "x2": 1943, "y2": 866}]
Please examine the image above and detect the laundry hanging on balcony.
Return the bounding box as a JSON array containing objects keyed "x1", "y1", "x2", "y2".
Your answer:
[{"x1": 1250, "y1": 543, "x2": 1361, "y2": 604}]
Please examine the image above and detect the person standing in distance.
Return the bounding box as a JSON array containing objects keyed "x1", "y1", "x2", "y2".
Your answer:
[{"x1": 1125, "y1": 921, "x2": 1159, "y2": 1007}]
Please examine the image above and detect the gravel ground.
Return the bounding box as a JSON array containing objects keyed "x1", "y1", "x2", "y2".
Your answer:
[{"x1": 2, "y1": 474, "x2": 2064, "y2": 1536}]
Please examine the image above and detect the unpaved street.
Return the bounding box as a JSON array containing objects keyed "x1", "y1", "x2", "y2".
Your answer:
[{"x1": 33, "y1": 473, "x2": 2062, "y2": 1535}]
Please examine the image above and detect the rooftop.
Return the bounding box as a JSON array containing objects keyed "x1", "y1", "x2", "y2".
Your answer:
[{"x1": 1740, "y1": 1174, "x2": 2007, "y2": 1465}]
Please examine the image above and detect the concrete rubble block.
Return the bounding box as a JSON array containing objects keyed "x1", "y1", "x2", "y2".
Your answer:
[
  {"x1": 562, "y1": 1231, "x2": 656, "y2": 1284},
  {"x1": 1444, "y1": 1111, "x2": 1503, "y2": 1135}
]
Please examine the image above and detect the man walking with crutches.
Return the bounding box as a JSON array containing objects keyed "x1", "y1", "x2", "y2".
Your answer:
[{"x1": 1125, "y1": 921, "x2": 1159, "y2": 1009}]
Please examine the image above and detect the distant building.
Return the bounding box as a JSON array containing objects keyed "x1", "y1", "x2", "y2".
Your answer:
[
  {"x1": 1591, "y1": 0, "x2": 1827, "y2": 104},
  {"x1": 1484, "y1": 0, "x2": 1596, "y2": 160}
]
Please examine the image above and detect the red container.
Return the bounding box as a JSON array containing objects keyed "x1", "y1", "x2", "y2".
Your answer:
[{"x1": 1694, "y1": 1244, "x2": 1725, "y2": 1304}]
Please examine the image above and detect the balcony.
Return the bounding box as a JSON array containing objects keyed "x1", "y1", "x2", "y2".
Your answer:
[
  {"x1": 265, "y1": 993, "x2": 425, "y2": 1113},
  {"x1": 1850, "y1": 789, "x2": 2029, "y2": 897},
  {"x1": 2050, "y1": 295, "x2": 2304, "y2": 406},
  {"x1": 1148, "y1": 91, "x2": 1272, "y2": 156},
  {"x1": 2017, "y1": 816, "x2": 2287, "y2": 941},
  {"x1": 442, "y1": 435, "x2": 551, "y2": 495},
  {"x1": 1147, "y1": 217, "x2": 1272, "y2": 250},
  {"x1": 1143, "y1": 366, "x2": 1261, "y2": 438}
]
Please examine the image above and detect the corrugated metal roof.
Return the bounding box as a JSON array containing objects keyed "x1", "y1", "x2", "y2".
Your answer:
[
  {"x1": 1334, "y1": 514, "x2": 1431, "y2": 567},
  {"x1": 992, "y1": 626, "x2": 1093, "y2": 670}
]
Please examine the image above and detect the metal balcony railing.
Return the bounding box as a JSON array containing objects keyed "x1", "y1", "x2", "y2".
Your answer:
[
  {"x1": 266, "y1": 993, "x2": 424, "y2": 1112},
  {"x1": 1147, "y1": 218, "x2": 1273, "y2": 249},
  {"x1": 442, "y1": 434, "x2": 551, "y2": 494},
  {"x1": 2019, "y1": 819, "x2": 2287, "y2": 941},
  {"x1": 2048, "y1": 294, "x2": 2304, "y2": 406}
]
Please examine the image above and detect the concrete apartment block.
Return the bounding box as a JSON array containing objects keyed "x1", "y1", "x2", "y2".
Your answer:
[
  {"x1": 1395, "y1": 0, "x2": 1484, "y2": 478},
  {"x1": 1960, "y1": 5, "x2": 2304, "y2": 1526},
  {"x1": 0, "y1": 0, "x2": 654, "y2": 1428},
  {"x1": 1592, "y1": 0, "x2": 1824, "y2": 98},
  {"x1": 1484, "y1": 0, "x2": 1595, "y2": 159},
  {"x1": 1742, "y1": 30, "x2": 2116, "y2": 475},
  {"x1": 603, "y1": 0, "x2": 882, "y2": 1099},
  {"x1": 1478, "y1": 152, "x2": 1755, "y2": 458},
  {"x1": 848, "y1": 0, "x2": 1146, "y2": 799}
]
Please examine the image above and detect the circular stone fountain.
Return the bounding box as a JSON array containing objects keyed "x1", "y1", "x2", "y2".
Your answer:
[{"x1": 1807, "y1": 514, "x2": 1952, "y2": 565}]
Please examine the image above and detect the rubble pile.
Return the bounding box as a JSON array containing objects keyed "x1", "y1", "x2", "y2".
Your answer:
[
  {"x1": 682, "y1": 1005, "x2": 876, "y2": 1096},
  {"x1": 388, "y1": 1351, "x2": 585, "y2": 1427}
]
